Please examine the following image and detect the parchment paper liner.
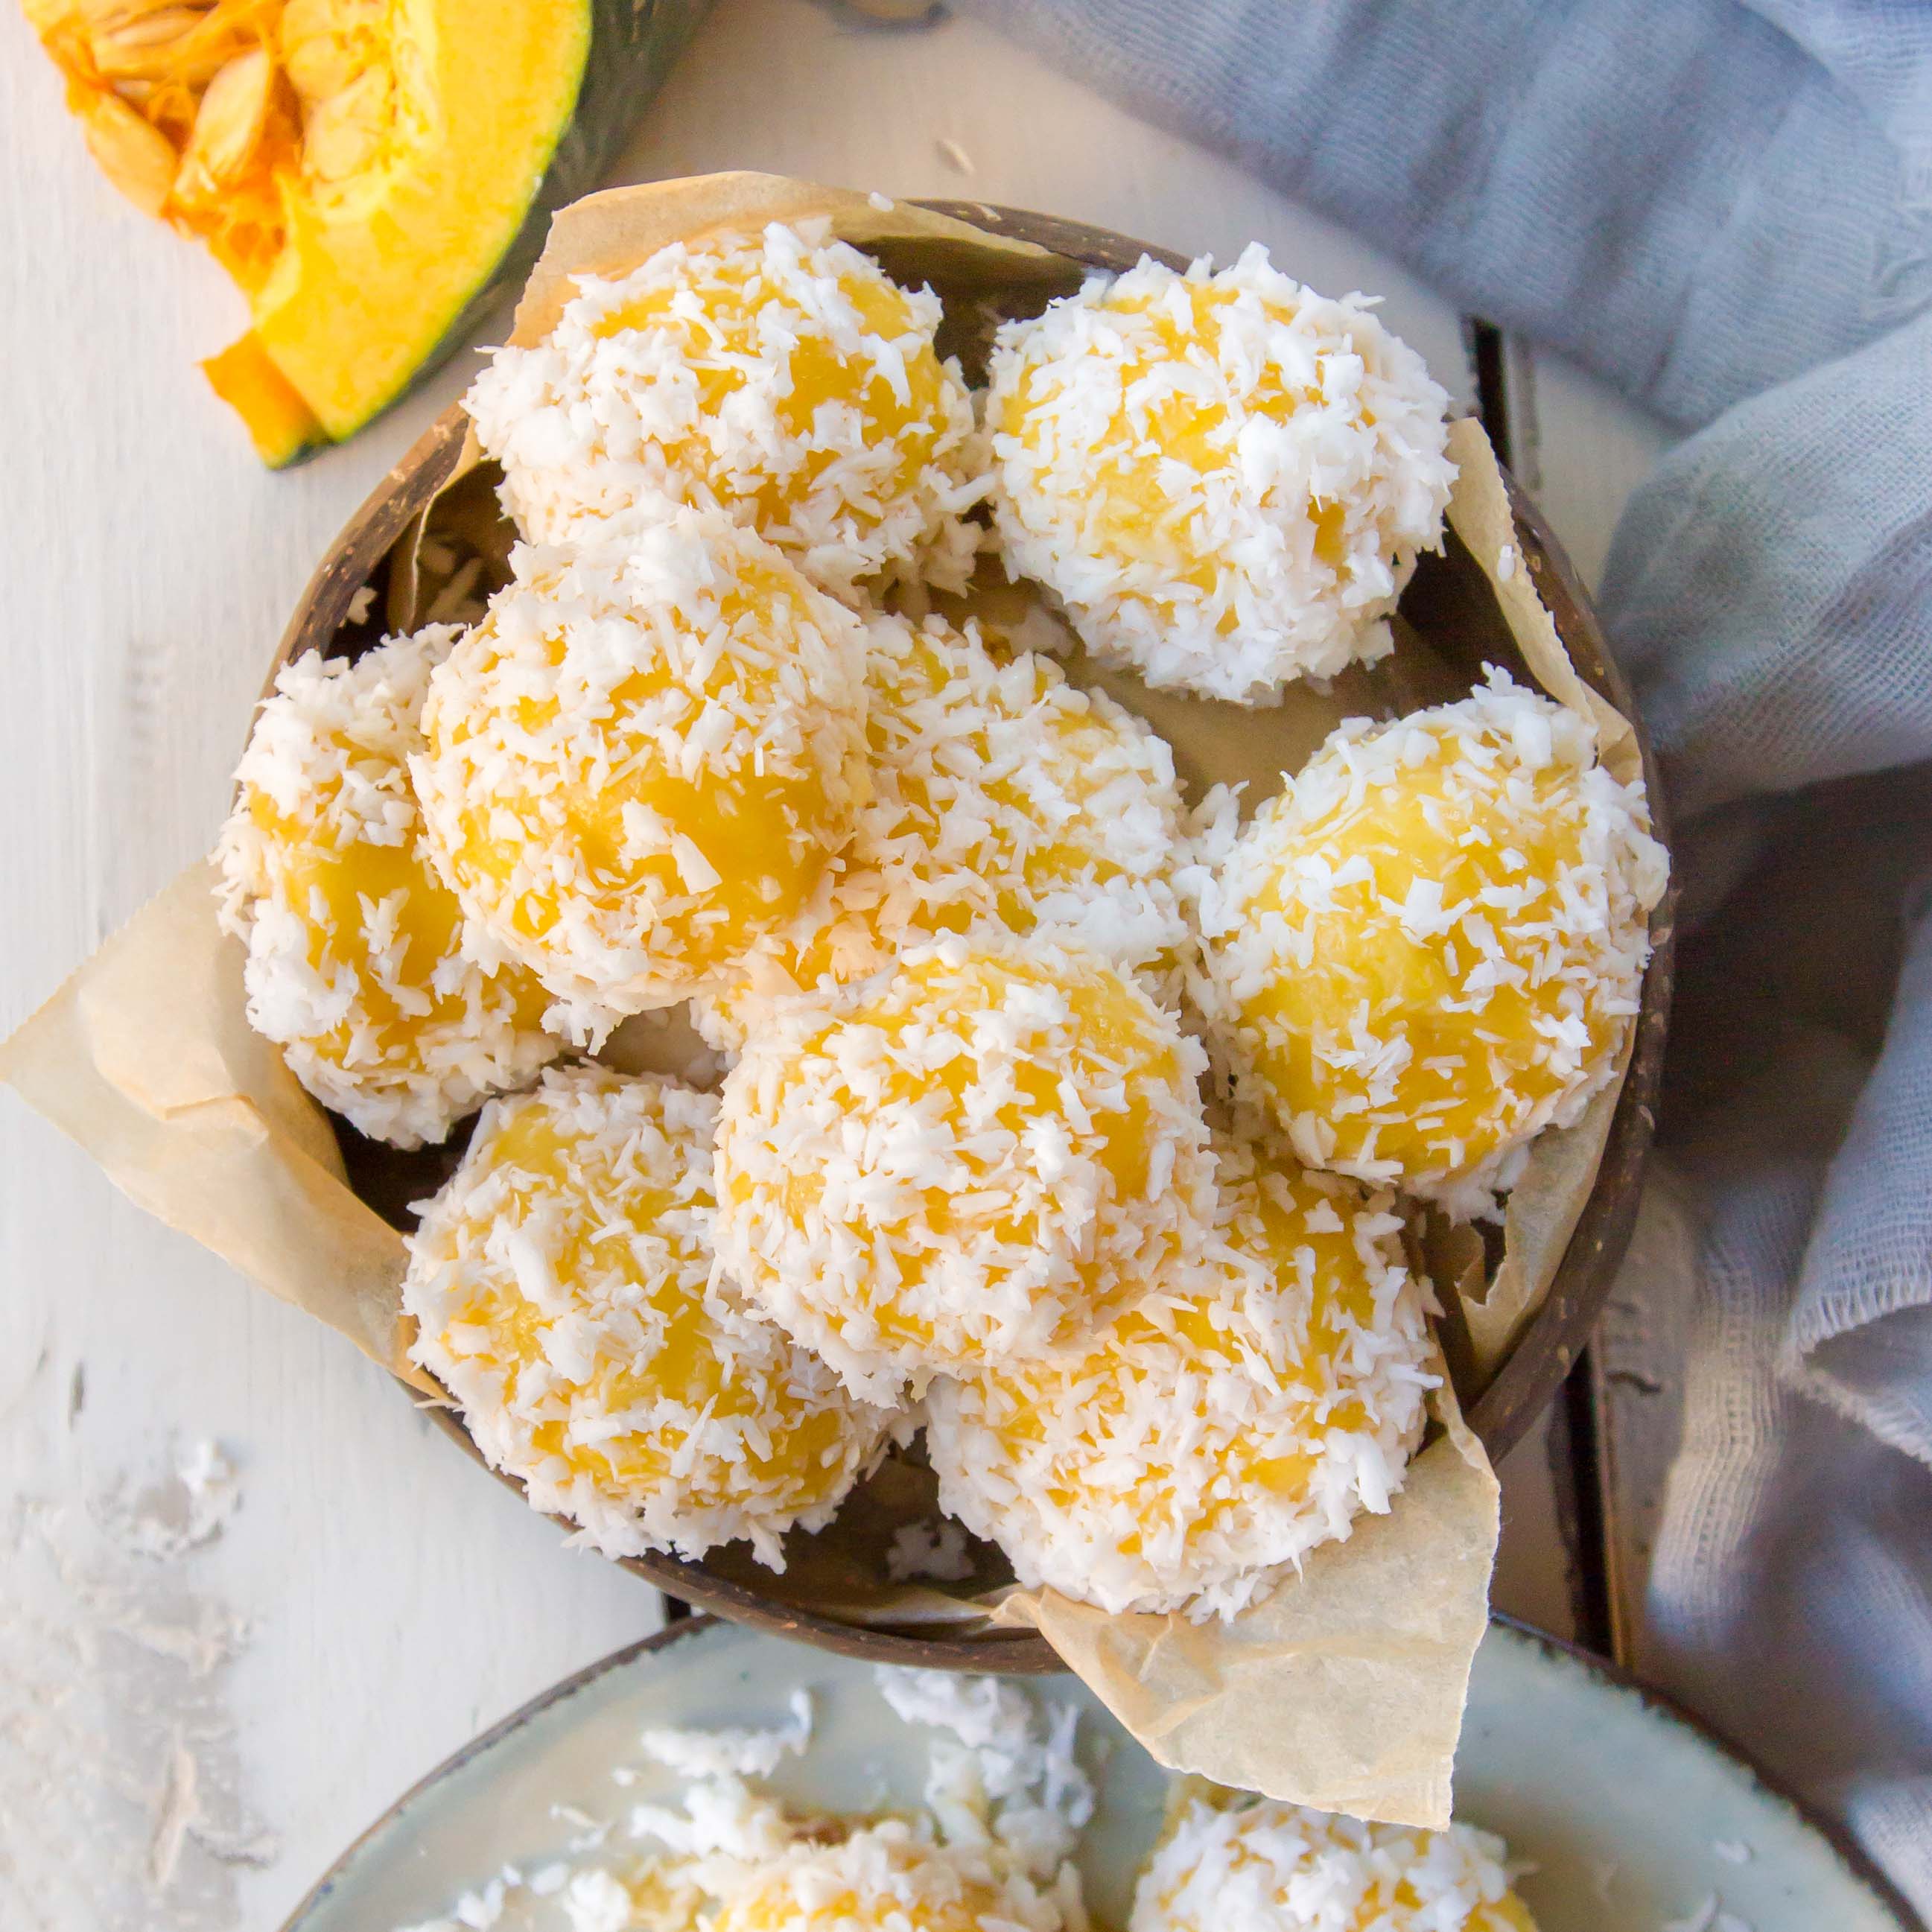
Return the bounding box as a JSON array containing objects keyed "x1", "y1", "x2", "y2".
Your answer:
[{"x1": 0, "y1": 174, "x2": 1659, "y2": 1827}]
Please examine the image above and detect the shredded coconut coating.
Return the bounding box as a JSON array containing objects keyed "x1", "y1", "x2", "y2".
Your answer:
[
  {"x1": 1131, "y1": 1793, "x2": 1537, "y2": 1932},
  {"x1": 710, "y1": 1817, "x2": 1073, "y2": 1932},
  {"x1": 402, "y1": 1064, "x2": 895, "y2": 1566},
  {"x1": 214, "y1": 626, "x2": 558, "y2": 1148},
  {"x1": 696, "y1": 611, "x2": 1190, "y2": 1049},
  {"x1": 927, "y1": 1126, "x2": 1433, "y2": 1621},
  {"x1": 985, "y1": 244, "x2": 1455, "y2": 705},
  {"x1": 465, "y1": 220, "x2": 987, "y2": 599},
  {"x1": 412, "y1": 514, "x2": 871, "y2": 1036},
  {"x1": 1195, "y1": 669, "x2": 1668, "y2": 1218},
  {"x1": 714, "y1": 939, "x2": 1218, "y2": 1403}
]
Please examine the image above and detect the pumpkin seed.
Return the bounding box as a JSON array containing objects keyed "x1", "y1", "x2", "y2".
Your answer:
[
  {"x1": 92, "y1": 0, "x2": 256, "y2": 87},
  {"x1": 88, "y1": 6, "x2": 207, "y2": 77},
  {"x1": 176, "y1": 45, "x2": 273, "y2": 199},
  {"x1": 279, "y1": 0, "x2": 380, "y2": 107},
  {"x1": 75, "y1": 0, "x2": 205, "y2": 31},
  {"x1": 300, "y1": 63, "x2": 390, "y2": 182},
  {"x1": 75, "y1": 89, "x2": 179, "y2": 213}
]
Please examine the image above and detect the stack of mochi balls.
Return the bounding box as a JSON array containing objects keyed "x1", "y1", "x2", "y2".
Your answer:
[{"x1": 215, "y1": 215, "x2": 1668, "y2": 1621}]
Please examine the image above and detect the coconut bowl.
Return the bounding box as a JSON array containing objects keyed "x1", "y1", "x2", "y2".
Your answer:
[{"x1": 267, "y1": 201, "x2": 1676, "y2": 1671}]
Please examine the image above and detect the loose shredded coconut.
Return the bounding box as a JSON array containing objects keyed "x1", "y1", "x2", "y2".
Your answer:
[
  {"x1": 403, "y1": 1063, "x2": 897, "y2": 1567},
  {"x1": 1194, "y1": 668, "x2": 1668, "y2": 1218},
  {"x1": 412, "y1": 513, "x2": 871, "y2": 1034},
  {"x1": 1131, "y1": 1792, "x2": 1537, "y2": 1932},
  {"x1": 886, "y1": 1516, "x2": 976, "y2": 1583},
  {"x1": 107, "y1": 1440, "x2": 241, "y2": 1560},
  {"x1": 465, "y1": 220, "x2": 987, "y2": 599},
  {"x1": 873, "y1": 1668, "x2": 1096, "y2": 1880},
  {"x1": 641, "y1": 1690, "x2": 813, "y2": 1779},
  {"x1": 713, "y1": 938, "x2": 1218, "y2": 1402},
  {"x1": 926, "y1": 1125, "x2": 1434, "y2": 1620},
  {"x1": 2, "y1": 1469, "x2": 276, "y2": 1932},
  {"x1": 985, "y1": 244, "x2": 1455, "y2": 704},
  {"x1": 216, "y1": 625, "x2": 559, "y2": 1146},
  {"x1": 696, "y1": 611, "x2": 1190, "y2": 1048}
]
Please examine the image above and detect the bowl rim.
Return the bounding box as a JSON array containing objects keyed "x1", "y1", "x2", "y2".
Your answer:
[{"x1": 270, "y1": 198, "x2": 1677, "y2": 1672}]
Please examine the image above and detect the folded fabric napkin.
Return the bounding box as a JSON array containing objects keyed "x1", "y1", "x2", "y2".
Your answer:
[{"x1": 953, "y1": 0, "x2": 1932, "y2": 1913}]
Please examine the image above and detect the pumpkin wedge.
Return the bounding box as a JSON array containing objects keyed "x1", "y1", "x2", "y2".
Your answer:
[{"x1": 27, "y1": 0, "x2": 706, "y2": 464}]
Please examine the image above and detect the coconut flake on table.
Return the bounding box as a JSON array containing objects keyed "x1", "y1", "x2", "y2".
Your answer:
[
  {"x1": 695, "y1": 610, "x2": 1192, "y2": 1049},
  {"x1": 985, "y1": 243, "x2": 1455, "y2": 705},
  {"x1": 107, "y1": 1437, "x2": 241, "y2": 1558},
  {"x1": 411, "y1": 514, "x2": 871, "y2": 1034},
  {"x1": 465, "y1": 219, "x2": 987, "y2": 600},
  {"x1": 713, "y1": 938, "x2": 1218, "y2": 1403},
  {"x1": 403, "y1": 1064, "x2": 897, "y2": 1568},
  {"x1": 925, "y1": 1124, "x2": 1435, "y2": 1621},
  {"x1": 1131, "y1": 1791, "x2": 1537, "y2": 1932},
  {"x1": 1194, "y1": 666, "x2": 1668, "y2": 1219},
  {"x1": 215, "y1": 623, "x2": 559, "y2": 1147}
]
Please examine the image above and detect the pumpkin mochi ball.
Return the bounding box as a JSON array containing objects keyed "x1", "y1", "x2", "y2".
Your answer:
[
  {"x1": 466, "y1": 219, "x2": 986, "y2": 598},
  {"x1": 403, "y1": 1063, "x2": 894, "y2": 1566},
  {"x1": 986, "y1": 243, "x2": 1455, "y2": 704},
  {"x1": 1196, "y1": 669, "x2": 1667, "y2": 1217},
  {"x1": 696, "y1": 608, "x2": 1190, "y2": 1049},
  {"x1": 714, "y1": 940, "x2": 1218, "y2": 1404},
  {"x1": 215, "y1": 623, "x2": 557, "y2": 1147},
  {"x1": 411, "y1": 511, "x2": 871, "y2": 1039},
  {"x1": 926, "y1": 1125, "x2": 1433, "y2": 1620},
  {"x1": 711, "y1": 1822, "x2": 1070, "y2": 1932},
  {"x1": 1133, "y1": 1793, "x2": 1538, "y2": 1932}
]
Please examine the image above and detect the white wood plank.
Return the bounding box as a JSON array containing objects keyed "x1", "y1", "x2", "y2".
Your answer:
[{"x1": 0, "y1": 4, "x2": 1640, "y2": 1923}]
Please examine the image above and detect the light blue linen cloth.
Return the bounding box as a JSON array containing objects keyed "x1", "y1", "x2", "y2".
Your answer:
[{"x1": 953, "y1": 0, "x2": 1932, "y2": 1911}]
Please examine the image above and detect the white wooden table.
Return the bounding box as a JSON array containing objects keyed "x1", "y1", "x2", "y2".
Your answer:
[{"x1": 0, "y1": 3, "x2": 1674, "y2": 1925}]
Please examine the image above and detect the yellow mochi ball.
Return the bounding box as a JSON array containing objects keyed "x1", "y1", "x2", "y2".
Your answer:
[
  {"x1": 465, "y1": 220, "x2": 986, "y2": 597},
  {"x1": 215, "y1": 625, "x2": 557, "y2": 1148},
  {"x1": 413, "y1": 512, "x2": 871, "y2": 1036},
  {"x1": 1131, "y1": 1794, "x2": 1537, "y2": 1932},
  {"x1": 714, "y1": 941, "x2": 1218, "y2": 1404},
  {"x1": 697, "y1": 611, "x2": 1189, "y2": 1048},
  {"x1": 986, "y1": 244, "x2": 1454, "y2": 703},
  {"x1": 1198, "y1": 670, "x2": 1667, "y2": 1217},
  {"x1": 926, "y1": 1128, "x2": 1433, "y2": 1620},
  {"x1": 402, "y1": 1063, "x2": 894, "y2": 1566},
  {"x1": 714, "y1": 1823, "x2": 1068, "y2": 1932}
]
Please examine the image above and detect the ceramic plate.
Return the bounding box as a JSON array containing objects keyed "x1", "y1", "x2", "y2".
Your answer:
[{"x1": 284, "y1": 1617, "x2": 1917, "y2": 1932}]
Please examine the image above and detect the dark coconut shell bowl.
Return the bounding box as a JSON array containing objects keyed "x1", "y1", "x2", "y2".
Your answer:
[{"x1": 268, "y1": 202, "x2": 1675, "y2": 1671}]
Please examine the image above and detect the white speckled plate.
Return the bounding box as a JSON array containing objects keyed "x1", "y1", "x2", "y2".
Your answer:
[{"x1": 283, "y1": 1617, "x2": 1919, "y2": 1932}]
